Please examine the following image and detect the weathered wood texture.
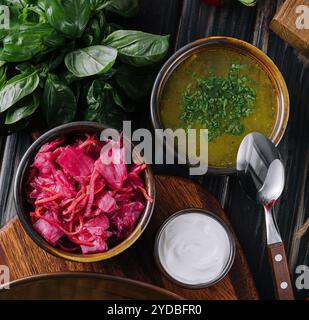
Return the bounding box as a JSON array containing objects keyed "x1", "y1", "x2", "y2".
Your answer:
[
  {"x1": 0, "y1": 176, "x2": 258, "y2": 300},
  {"x1": 172, "y1": 0, "x2": 309, "y2": 300},
  {"x1": 0, "y1": 0, "x2": 308, "y2": 299},
  {"x1": 0, "y1": 133, "x2": 32, "y2": 226}
]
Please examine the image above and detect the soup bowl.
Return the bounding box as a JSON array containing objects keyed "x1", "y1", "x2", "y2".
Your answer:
[
  {"x1": 0, "y1": 273, "x2": 181, "y2": 300},
  {"x1": 150, "y1": 36, "x2": 289, "y2": 175},
  {"x1": 14, "y1": 122, "x2": 155, "y2": 262}
]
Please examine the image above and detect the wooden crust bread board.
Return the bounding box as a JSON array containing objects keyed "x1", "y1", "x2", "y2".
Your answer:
[{"x1": 0, "y1": 175, "x2": 259, "y2": 300}]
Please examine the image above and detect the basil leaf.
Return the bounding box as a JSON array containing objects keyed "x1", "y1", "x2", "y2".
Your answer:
[
  {"x1": 65, "y1": 45, "x2": 117, "y2": 77},
  {"x1": 37, "y1": 0, "x2": 46, "y2": 10},
  {"x1": 2, "y1": 0, "x2": 32, "y2": 7},
  {"x1": 89, "y1": 0, "x2": 101, "y2": 10},
  {"x1": 59, "y1": 70, "x2": 80, "y2": 85},
  {"x1": 0, "y1": 5, "x2": 24, "y2": 40},
  {"x1": 5, "y1": 93, "x2": 39, "y2": 124},
  {"x1": 47, "y1": 51, "x2": 66, "y2": 71},
  {"x1": 0, "y1": 24, "x2": 65, "y2": 62},
  {"x1": 84, "y1": 80, "x2": 125, "y2": 129},
  {"x1": 102, "y1": 30, "x2": 169, "y2": 67},
  {"x1": 89, "y1": 0, "x2": 102, "y2": 10},
  {"x1": 82, "y1": 12, "x2": 106, "y2": 46},
  {"x1": 103, "y1": 23, "x2": 123, "y2": 38},
  {"x1": 97, "y1": 67, "x2": 117, "y2": 81},
  {"x1": 0, "y1": 71, "x2": 39, "y2": 112},
  {"x1": 104, "y1": 0, "x2": 139, "y2": 17},
  {"x1": 15, "y1": 62, "x2": 49, "y2": 79},
  {"x1": 115, "y1": 65, "x2": 155, "y2": 102},
  {"x1": 18, "y1": 6, "x2": 47, "y2": 25},
  {"x1": 43, "y1": 0, "x2": 91, "y2": 38},
  {"x1": 0, "y1": 66, "x2": 7, "y2": 89},
  {"x1": 91, "y1": 0, "x2": 138, "y2": 16},
  {"x1": 109, "y1": 85, "x2": 125, "y2": 111},
  {"x1": 15, "y1": 63, "x2": 34, "y2": 74},
  {"x1": 42, "y1": 74, "x2": 77, "y2": 127}
]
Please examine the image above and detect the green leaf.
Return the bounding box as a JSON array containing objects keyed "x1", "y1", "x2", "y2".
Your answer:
[
  {"x1": 15, "y1": 63, "x2": 34, "y2": 74},
  {"x1": 115, "y1": 64, "x2": 155, "y2": 101},
  {"x1": 97, "y1": 67, "x2": 117, "y2": 81},
  {"x1": 0, "y1": 5, "x2": 24, "y2": 40},
  {"x1": 103, "y1": 0, "x2": 139, "y2": 17},
  {"x1": 0, "y1": 71, "x2": 39, "y2": 112},
  {"x1": 59, "y1": 70, "x2": 80, "y2": 85},
  {"x1": 102, "y1": 30, "x2": 169, "y2": 67},
  {"x1": 238, "y1": 0, "x2": 256, "y2": 6},
  {"x1": 90, "y1": 0, "x2": 138, "y2": 16},
  {"x1": 0, "y1": 66, "x2": 7, "y2": 89},
  {"x1": 5, "y1": 93, "x2": 40, "y2": 124},
  {"x1": 15, "y1": 62, "x2": 49, "y2": 79},
  {"x1": 82, "y1": 12, "x2": 106, "y2": 46},
  {"x1": 47, "y1": 51, "x2": 66, "y2": 71},
  {"x1": 37, "y1": 0, "x2": 46, "y2": 10},
  {"x1": 89, "y1": 0, "x2": 102, "y2": 10},
  {"x1": 103, "y1": 23, "x2": 123, "y2": 38},
  {"x1": 2, "y1": 0, "x2": 36, "y2": 7},
  {"x1": 42, "y1": 74, "x2": 77, "y2": 127},
  {"x1": 65, "y1": 45, "x2": 117, "y2": 77},
  {"x1": 43, "y1": 0, "x2": 91, "y2": 38},
  {"x1": 84, "y1": 80, "x2": 125, "y2": 129},
  {"x1": 18, "y1": 6, "x2": 47, "y2": 25},
  {"x1": 0, "y1": 24, "x2": 65, "y2": 62}
]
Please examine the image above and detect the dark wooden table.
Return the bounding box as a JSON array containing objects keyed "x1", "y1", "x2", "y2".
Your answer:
[{"x1": 0, "y1": 0, "x2": 308, "y2": 300}]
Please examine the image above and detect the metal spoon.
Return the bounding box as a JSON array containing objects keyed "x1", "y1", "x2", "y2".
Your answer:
[{"x1": 237, "y1": 132, "x2": 294, "y2": 300}]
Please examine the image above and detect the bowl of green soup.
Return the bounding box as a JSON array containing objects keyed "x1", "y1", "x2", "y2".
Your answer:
[{"x1": 150, "y1": 36, "x2": 289, "y2": 174}]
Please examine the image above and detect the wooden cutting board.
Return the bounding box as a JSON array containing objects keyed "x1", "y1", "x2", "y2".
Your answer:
[{"x1": 0, "y1": 175, "x2": 259, "y2": 300}]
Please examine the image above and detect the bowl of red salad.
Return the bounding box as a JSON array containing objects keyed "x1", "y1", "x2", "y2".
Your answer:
[{"x1": 14, "y1": 122, "x2": 155, "y2": 262}]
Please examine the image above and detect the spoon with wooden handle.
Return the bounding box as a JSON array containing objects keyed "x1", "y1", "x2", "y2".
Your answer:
[{"x1": 237, "y1": 132, "x2": 294, "y2": 300}]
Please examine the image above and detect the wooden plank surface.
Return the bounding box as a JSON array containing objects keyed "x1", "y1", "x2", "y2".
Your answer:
[
  {"x1": 0, "y1": 175, "x2": 258, "y2": 300},
  {"x1": 171, "y1": 0, "x2": 309, "y2": 300},
  {"x1": 0, "y1": 0, "x2": 308, "y2": 300}
]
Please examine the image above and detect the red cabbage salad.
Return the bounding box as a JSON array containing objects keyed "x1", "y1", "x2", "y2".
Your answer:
[{"x1": 26, "y1": 134, "x2": 153, "y2": 254}]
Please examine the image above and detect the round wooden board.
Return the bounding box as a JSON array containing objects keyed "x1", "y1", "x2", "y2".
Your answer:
[{"x1": 0, "y1": 175, "x2": 258, "y2": 300}]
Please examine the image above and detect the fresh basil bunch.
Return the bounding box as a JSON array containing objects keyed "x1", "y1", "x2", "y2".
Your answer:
[{"x1": 0, "y1": 0, "x2": 169, "y2": 133}]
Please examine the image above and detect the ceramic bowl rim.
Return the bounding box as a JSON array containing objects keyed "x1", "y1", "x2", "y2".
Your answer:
[
  {"x1": 150, "y1": 36, "x2": 290, "y2": 175},
  {"x1": 154, "y1": 208, "x2": 236, "y2": 289},
  {"x1": 14, "y1": 121, "x2": 155, "y2": 263},
  {"x1": 0, "y1": 272, "x2": 182, "y2": 299}
]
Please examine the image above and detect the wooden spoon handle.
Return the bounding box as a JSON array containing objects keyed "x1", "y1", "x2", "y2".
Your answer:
[{"x1": 267, "y1": 242, "x2": 294, "y2": 300}]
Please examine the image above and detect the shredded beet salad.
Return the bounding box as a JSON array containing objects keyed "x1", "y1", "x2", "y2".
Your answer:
[{"x1": 26, "y1": 134, "x2": 153, "y2": 254}]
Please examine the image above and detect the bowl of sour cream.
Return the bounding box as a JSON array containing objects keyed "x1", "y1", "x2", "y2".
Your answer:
[{"x1": 154, "y1": 208, "x2": 235, "y2": 289}]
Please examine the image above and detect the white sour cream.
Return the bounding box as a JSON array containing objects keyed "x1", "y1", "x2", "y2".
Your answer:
[{"x1": 157, "y1": 212, "x2": 232, "y2": 285}]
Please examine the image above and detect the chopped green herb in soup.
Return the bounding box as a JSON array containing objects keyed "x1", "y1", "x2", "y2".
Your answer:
[
  {"x1": 160, "y1": 46, "x2": 278, "y2": 167},
  {"x1": 181, "y1": 63, "x2": 256, "y2": 141}
]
